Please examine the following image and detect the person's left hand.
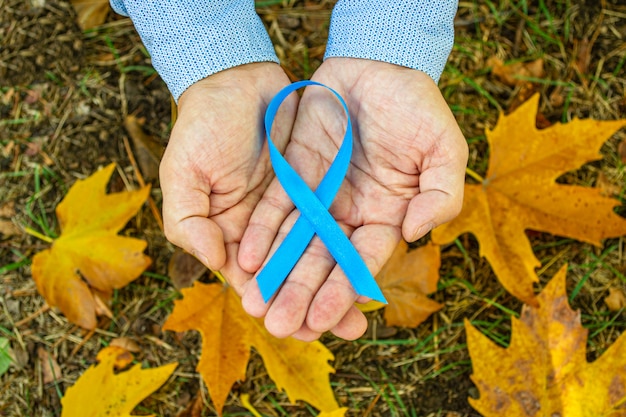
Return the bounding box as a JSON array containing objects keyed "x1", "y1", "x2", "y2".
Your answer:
[{"x1": 238, "y1": 58, "x2": 468, "y2": 341}]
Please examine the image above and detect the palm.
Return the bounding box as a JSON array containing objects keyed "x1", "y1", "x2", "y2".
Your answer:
[
  {"x1": 160, "y1": 63, "x2": 295, "y2": 292},
  {"x1": 239, "y1": 58, "x2": 467, "y2": 341}
]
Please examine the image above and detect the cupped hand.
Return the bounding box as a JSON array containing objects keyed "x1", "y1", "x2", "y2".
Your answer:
[
  {"x1": 160, "y1": 62, "x2": 297, "y2": 293},
  {"x1": 238, "y1": 58, "x2": 468, "y2": 341}
]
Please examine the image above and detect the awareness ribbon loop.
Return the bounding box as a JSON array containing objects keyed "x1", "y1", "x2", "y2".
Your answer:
[{"x1": 256, "y1": 80, "x2": 387, "y2": 304}]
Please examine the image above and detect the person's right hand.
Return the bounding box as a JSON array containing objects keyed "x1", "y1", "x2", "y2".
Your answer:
[{"x1": 159, "y1": 62, "x2": 297, "y2": 292}]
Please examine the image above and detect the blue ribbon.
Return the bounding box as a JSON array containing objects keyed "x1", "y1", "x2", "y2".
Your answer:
[{"x1": 256, "y1": 80, "x2": 387, "y2": 304}]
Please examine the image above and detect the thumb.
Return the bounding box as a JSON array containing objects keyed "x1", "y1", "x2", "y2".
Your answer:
[
  {"x1": 402, "y1": 149, "x2": 467, "y2": 242},
  {"x1": 166, "y1": 215, "x2": 227, "y2": 271},
  {"x1": 160, "y1": 161, "x2": 226, "y2": 271},
  {"x1": 402, "y1": 188, "x2": 464, "y2": 242}
]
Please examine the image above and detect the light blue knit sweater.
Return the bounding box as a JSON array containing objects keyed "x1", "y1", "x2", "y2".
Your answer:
[{"x1": 110, "y1": 1, "x2": 457, "y2": 100}]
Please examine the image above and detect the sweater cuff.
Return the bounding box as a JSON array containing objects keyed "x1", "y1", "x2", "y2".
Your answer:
[
  {"x1": 109, "y1": 0, "x2": 279, "y2": 101},
  {"x1": 325, "y1": 0, "x2": 457, "y2": 84}
]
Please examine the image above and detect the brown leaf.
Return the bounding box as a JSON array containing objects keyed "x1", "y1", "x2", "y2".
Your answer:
[
  {"x1": 70, "y1": 0, "x2": 110, "y2": 30},
  {"x1": 432, "y1": 94, "x2": 626, "y2": 304},
  {"x1": 93, "y1": 291, "x2": 113, "y2": 319},
  {"x1": 605, "y1": 287, "x2": 626, "y2": 311},
  {"x1": 0, "y1": 220, "x2": 20, "y2": 238},
  {"x1": 167, "y1": 249, "x2": 207, "y2": 290},
  {"x1": 466, "y1": 265, "x2": 626, "y2": 416},
  {"x1": 162, "y1": 282, "x2": 341, "y2": 416},
  {"x1": 596, "y1": 172, "x2": 622, "y2": 197},
  {"x1": 176, "y1": 391, "x2": 204, "y2": 417},
  {"x1": 109, "y1": 337, "x2": 141, "y2": 353},
  {"x1": 374, "y1": 241, "x2": 443, "y2": 328},
  {"x1": 0, "y1": 201, "x2": 20, "y2": 238},
  {"x1": 31, "y1": 163, "x2": 151, "y2": 329},
  {"x1": 574, "y1": 37, "x2": 592, "y2": 76},
  {"x1": 549, "y1": 87, "x2": 565, "y2": 108},
  {"x1": 37, "y1": 347, "x2": 61, "y2": 385},
  {"x1": 618, "y1": 138, "x2": 626, "y2": 164},
  {"x1": 488, "y1": 57, "x2": 544, "y2": 87},
  {"x1": 488, "y1": 57, "x2": 545, "y2": 111},
  {"x1": 0, "y1": 201, "x2": 16, "y2": 217},
  {"x1": 124, "y1": 115, "x2": 165, "y2": 182}
]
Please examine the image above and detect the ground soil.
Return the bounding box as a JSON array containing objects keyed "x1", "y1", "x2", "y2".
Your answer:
[{"x1": 1, "y1": 0, "x2": 625, "y2": 416}]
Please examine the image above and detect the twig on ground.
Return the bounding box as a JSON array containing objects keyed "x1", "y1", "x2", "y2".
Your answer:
[
  {"x1": 15, "y1": 304, "x2": 50, "y2": 327},
  {"x1": 122, "y1": 134, "x2": 164, "y2": 232}
]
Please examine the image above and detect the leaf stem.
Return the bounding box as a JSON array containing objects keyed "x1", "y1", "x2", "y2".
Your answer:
[
  {"x1": 465, "y1": 167, "x2": 485, "y2": 183},
  {"x1": 240, "y1": 394, "x2": 263, "y2": 417},
  {"x1": 24, "y1": 227, "x2": 53, "y2": 243},
  {"x1": 214, "y1": 270, "x2": 226, "y2": 284}
]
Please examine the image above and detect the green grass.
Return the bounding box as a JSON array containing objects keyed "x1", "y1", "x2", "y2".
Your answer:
[{"x1": 2, "y1": 1, "x2": 626, "y2": 416}]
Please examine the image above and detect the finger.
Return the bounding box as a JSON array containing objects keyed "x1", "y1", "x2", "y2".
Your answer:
[
  {"x1": 306, "y1": 224, "x2": 400, "y2": 334},
  {"x1": 402, "y1": 190, "x2": 460, "y2": 242},
  {"x1": 402, "y1": 133, "x2": 468, "y2": 242},
  {"x1": 240, "y1": 210, "x2": 300, "y2": 317},
  {"x1": 238, "y1": 178, "x2": 294, "y2": 272},
  {"x1": 291, "y1": 325, "x2": 323, "y2": 342},
  {"x1": 160, "y1": 163, "x2": 227, "y2": 270},
  {"x1": 240, "y1": 281, "x2": 270, "y2": 317},
  {"x1": 221, "y1": 242, "x2": 253, "y2": 295},
  {"x1": 261, "y1": 235, "x2": 337, "y2": 339},
  {"x1": 167, "y1": 216, "x2": 226, "y2": 271},
  {"x1": 329, "y1": 305, "x2": 368, "y2": 340}
]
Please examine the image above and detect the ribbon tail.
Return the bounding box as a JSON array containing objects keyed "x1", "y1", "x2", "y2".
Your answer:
[{"x1": 256, "y1": 215, "x2": 315, "y2": 302}]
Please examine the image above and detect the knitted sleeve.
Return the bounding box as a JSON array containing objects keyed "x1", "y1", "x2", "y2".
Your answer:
[
  {"x1": 109, "y1": 0, "x2": 279, "y2": 101},
  {"x1": 109, "y1": 0, "x2": 457, "y2": 99},
  {"x1": 325, "y1": 0, "x2": 457, "y2": 83}
]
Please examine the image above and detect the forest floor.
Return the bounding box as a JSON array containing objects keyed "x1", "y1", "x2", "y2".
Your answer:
[{"x1": 1, "y1": 0, "x2": 626, "y2": 416}]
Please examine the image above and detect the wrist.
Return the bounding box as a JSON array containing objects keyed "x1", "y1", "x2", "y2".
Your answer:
[{"x1": 178, "y1": 62, "x2": 285, "y2": 112}]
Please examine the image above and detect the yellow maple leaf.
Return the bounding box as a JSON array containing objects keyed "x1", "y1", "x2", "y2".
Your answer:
[
  {"x1": 61, "y1": 346, "x2": 177, "y2": 417},
  {"x1": 162, "y1": 281, "x2": 341, "y2": 416},
  {"x1": 432, "y1": 94, "x2": 626, "y2": 304},
  {"x1": 31, "y1": 163, "x2": 151, "y2": 329},
  {"x1": 466, "y1": 264, "x2": 626, "y2": 416},
  {"x1": 359, "y1": 241, "x2": 442, "y2": 328}
]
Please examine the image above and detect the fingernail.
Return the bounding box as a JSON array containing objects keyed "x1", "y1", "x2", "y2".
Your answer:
[
  {"x1": 415, "y1": 223, "x2": 434, "y2": 240},
  {"x1": 190, "y1": 249, "x2": 211, "y2": 269}
]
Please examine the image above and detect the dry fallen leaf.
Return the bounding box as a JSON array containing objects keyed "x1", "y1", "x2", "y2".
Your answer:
[
  {"x1": 31, "y1": 163, "x2": 151, "y2": 329},
  {"x1": 167, "y1": 248, "x2": 208, "y2": 290},
  {"x1": 162, "y1": 281, "x2": 341, "y2": 416},
  {"x1": 124, "y1": 115, "x2": 165, "y2": 182},
  {"x1": 466, "y1": 264, "x2": 626, "y2": 416},
  {"x1": 574, "y1": 37, "x2": 593, "y2": 77},
  {"x1": 175, "y1": 391, "x2": 204, "y2": 417},
  {"x1": 0, "y1": 200, "x2": 16, "y2": 217},
  {"x1": 488, "y1": 57, "x2": 546, "y2": 111},
  {"x1": 596, "y1": 171, "x2": 622, "y2": 197},
  {"x1": 604, "y1": 287, "x2": 626, "y2": 312},
  {"x1": 488, "y1": 57, "x2": 544, "y2": 87},
  {"x1": 61, "y1": 346, "x2": 177, "y2": 417},
  {"x1": 432, "y1": 94, "x2": 626, "y2": 304},
  {"x1": 0, "y1": 201, "x2": 20, "y2": 238},
  {"x1": 372, "y1": 241, "x2": 442, "y2": 328},
  {"x1": 0, "y1": 220, "x2": 19, "y2": 238},
  {"x1": 37, "y1": 347, "x2": 61, "y2": 385},
  {"x1": 70, "y1": 0, "x2": 110, "y2": 30},
  {"x1": 109, "y1": 337, "x2": 141, "y2": 353},
  {"x1": 618, "y1": 138, "x2": 626, "y2": 164}
]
